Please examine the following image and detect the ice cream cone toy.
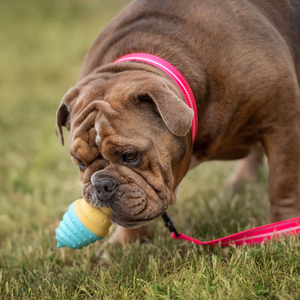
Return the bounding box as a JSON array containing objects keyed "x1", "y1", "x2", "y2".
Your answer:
[{"x1": 55, "y1": 198, "x2": 112, "y2": 249}]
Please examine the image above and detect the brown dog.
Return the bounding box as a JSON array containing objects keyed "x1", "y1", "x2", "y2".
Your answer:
[{"x1": 56, "y1": 0, "x2": 300, "y2": 245}]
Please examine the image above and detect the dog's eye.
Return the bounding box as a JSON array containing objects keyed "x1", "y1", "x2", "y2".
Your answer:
[
  {"x1": 123, "y1": 151, "x2": 138, "y2": 163},
  {"x1": 77, "y1": 159, "x2": 86, "y2": 171}
]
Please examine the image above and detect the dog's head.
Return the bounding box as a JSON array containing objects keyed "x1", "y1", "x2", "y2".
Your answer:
[{"x1": 56, "y1": 63, "x2": 194, "y2": 228}]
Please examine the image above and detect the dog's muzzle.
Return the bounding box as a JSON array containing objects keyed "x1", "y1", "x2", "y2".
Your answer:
[{"x1": 91, "y1": 170, "x2": 147, "y2": 219}]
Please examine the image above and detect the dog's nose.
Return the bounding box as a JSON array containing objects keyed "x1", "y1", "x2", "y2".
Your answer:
[{"x1": 94, "y1": 178, "x2": 118, "y2": 202}]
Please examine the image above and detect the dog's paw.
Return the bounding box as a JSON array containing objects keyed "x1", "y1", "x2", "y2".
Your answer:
[
  {"x1": 95, "y1": 225, "x2": 152, "y2": 260},
  {"x1": 109, "y1": 225, "x2": 152, "y2": 245}
]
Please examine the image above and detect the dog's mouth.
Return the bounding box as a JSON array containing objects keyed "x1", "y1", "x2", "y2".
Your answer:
[
  {"x1": 88, "y1": 197, "x2": 156, "y2": 228},
  {"x1": 93, "y1": 183, "x2": 165, "y2": 227},
  {"x1": 82, "y1": 182, "x2": 167, "y2": 227},
  {"x1": 81, "y1": 165, "x2": 169, "y2": 227}
]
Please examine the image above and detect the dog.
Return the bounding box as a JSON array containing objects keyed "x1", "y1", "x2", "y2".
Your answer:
[{"x1": 56, "y1": 0, "x2": 300, "y2": 246}]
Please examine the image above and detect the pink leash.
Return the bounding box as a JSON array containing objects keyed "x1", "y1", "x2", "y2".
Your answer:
[
  {"x1": 115, "y1": 53, "x2": 300, "y2": 246},
  {"x1": 167, "y1": 216, "x2": 300, "y2": 246}
]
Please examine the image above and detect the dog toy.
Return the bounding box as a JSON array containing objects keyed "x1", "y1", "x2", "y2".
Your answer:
[{"x1": 55, "y1": 199, "x2": 112, "y2": 249}]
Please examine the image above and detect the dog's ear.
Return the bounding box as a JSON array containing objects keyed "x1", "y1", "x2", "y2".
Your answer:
[
  {"x1": 138, "y1": 81, "x2": 194, "y2": 137},
  {"x1": 55, "y1": 87, "x2": 79, "y2": 146}
]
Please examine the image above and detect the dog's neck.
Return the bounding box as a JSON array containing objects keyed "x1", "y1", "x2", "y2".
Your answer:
[{"x1": 114, "y1": 53, "x2": 198, "y2": 143}]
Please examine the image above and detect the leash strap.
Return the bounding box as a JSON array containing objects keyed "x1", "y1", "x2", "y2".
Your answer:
[
  {"x1": 114, "y1": 53, "x2": 198, "y2": 142},
  {"x1": 163, "y1": 213, "x2": 300, "y2": 246}
]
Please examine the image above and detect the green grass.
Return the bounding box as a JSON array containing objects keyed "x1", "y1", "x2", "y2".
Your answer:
[{"x1": 1, "y1": 0, "x2": 300, "y2": 299}]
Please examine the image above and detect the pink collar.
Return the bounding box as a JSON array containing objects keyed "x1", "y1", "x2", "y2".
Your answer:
[{"x1": 114, "y1": 53, "x2": 198, "y2": 143}]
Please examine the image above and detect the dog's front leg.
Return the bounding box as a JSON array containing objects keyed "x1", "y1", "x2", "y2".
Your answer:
[
  {"x1": 263, "y1": 118, "x2": 300, "y2": 222},
  {"x1": 96, "y1": 224, "x2": 151, "y2": 259},
  {"x1": 225, "y1": 143, "x2": 265, "y2": 192},
  {"x1": 107, "y1": 225, "x2": 151, "y2": 246}
]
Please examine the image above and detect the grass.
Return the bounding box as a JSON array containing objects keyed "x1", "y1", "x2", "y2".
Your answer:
[{"x1": 0, "y1": 0, "x2": 300, "y2": 299}]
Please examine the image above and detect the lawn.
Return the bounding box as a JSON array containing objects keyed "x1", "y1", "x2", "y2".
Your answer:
[{"x1": 1, "y1": 1, "x2": 300, "y2": 299}]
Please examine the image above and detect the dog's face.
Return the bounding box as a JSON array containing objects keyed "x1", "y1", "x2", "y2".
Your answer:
[{"x1": 56, "y1": 65, "x2": 193, "y2": 228}]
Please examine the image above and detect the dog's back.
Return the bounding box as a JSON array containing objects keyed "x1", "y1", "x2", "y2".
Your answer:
[
  {"x1": 81, "y1": 0, "x2": 300, "y2": 82},
  {"x1": 248, "y1": 0, "x2": 300, "y2": 78},
  {"x1": 290, "y1": 0, "x2": 300, "y2": 77}
]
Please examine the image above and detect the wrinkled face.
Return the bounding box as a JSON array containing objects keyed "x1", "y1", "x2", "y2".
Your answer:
[{"x1": 57, "y1": 68, "x2": 193, "y2": 227}]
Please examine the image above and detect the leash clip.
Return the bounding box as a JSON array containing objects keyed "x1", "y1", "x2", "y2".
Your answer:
[{"x1": 162, "y1": 212, "x2": 180, "y2": 237}]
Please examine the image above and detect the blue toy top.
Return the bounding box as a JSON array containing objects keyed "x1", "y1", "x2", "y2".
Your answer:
[{"x1": 55, "y1": 203, "x2": 104, "y2": 249}]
